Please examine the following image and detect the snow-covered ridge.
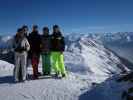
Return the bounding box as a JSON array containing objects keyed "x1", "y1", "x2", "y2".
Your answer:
[{"x1": 65, "y1": 36, "x2": 129, "y2": 79}]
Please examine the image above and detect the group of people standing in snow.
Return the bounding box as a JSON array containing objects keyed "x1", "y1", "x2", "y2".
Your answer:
[{"x1": 13, "y1": 25, "x2": 66, "y2": 82}]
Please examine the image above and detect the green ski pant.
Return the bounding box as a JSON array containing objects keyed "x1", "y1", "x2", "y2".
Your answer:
[
  {"x1": 41, "y1": 53, "x2": 51, "y2": 74},
  {"x1": 51, "y1": 52, "x2": 66, "y2": 75}
]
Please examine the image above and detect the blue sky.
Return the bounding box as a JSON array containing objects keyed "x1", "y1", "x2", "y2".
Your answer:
[{"x1": 0, "y1": 0, "x2": 133, "y2": 35}]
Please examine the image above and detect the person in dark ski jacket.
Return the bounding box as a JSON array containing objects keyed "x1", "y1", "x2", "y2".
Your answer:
[
  {"x1": 28, "y1": 25, "x2": 41, "y2": 79},
  {"x1": 51, "y1": 25, "x2": 66, "y2": 77},
  {"x1": 13, "y1": 28, "x2": 30, "y2": 82},
  {"x1": 40, "y1": 27, "x2": 51, "y2": 75}
]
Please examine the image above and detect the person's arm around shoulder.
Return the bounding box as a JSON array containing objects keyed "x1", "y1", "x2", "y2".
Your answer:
[
  {"x1": 40, "y1": 36, "x2": 43, "y2": 50},
  {"x1": 49, "y1": 35, "x2": 53, "y2": 51},
  {"x1": 24, "y1": 38, "x2": 30, "y2": 51},
  {"x1": 61, "y1": 36, "x2": 65, "y2": 52}
]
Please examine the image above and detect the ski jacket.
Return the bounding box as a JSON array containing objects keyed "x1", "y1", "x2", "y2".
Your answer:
[
  {"x1": 51, "y1": 32, "x2": 65, "y2": 52},
  {"x1": 40, "y1": 35, "x2": 51, "y2": 53},
  {"x1": 13, "y1": 36, "x2": 30, "y2": 53},
  {"x1": 28, "y1": 31, "x2": 41, "y2": 54}
]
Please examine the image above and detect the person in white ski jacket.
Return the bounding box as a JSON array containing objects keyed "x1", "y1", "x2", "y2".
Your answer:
[{"x1": 13, "y1": 28, "x2": 30, "y2": 82}]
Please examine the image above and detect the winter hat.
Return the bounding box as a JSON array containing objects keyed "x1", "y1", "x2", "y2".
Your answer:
[
  {"x1": 22, "y1": 25, "x2": 28, "y2": 29},
  {"x1": 33, "y1": 25, "x2": 38, "y2": 29},
  {"x1": 43, "y1": 27, "x2": 49, "y2": 32},
  {"x1": 53, "y1": 25, "x2": 59, "y2": 29},
  {"x1": 17, "y1": 28, "x2": 23, "y2": 33}
]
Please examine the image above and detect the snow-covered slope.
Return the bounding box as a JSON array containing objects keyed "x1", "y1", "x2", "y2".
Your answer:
[
  {"x1": 65, "y1": 36, "x2": 128, "y2": 78},
  {"x1": 0, "y1": 36, "x2": 13, "y2": 48},
  {"x1": 0, "y1": 35, "x2": 130, "y2": 100},
  {"x1": 0, "y1": 60, "x2": 13, "y2": 71}
]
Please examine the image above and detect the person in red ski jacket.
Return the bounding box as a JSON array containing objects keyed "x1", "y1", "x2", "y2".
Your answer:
[{"x1": 28, "y1": 25, "x2": 41, "y2": 79}]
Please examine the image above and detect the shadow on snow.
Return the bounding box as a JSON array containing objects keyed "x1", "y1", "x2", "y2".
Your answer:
[
  {"x1": 0, "y1": 76, "x2": 14, "y2": 84},
  {"x1": 79, "y1": 75, "x2": 123, "y2": 100}
]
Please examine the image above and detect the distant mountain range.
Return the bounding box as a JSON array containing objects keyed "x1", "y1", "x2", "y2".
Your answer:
[
  {"x1": 0, "y1": 32, "x2": 133, "y2": 48},
  {"x1": 66, "y1": 32, "x2": 133, "y2": 44}
]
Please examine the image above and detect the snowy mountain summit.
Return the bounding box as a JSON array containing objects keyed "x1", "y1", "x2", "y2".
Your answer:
[
  {"x1": 65, "y1": 36, "x2": 128, "y2": 77},
  {"x1": 0, "y1": 35, "x2": 130, "y2": 100}
]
